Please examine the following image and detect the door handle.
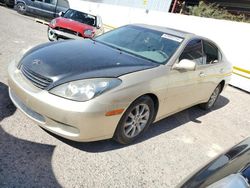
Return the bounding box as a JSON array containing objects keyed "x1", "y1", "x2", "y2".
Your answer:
[{"x1": 199, "y1": 72, "x2": 206, "y2": 77}]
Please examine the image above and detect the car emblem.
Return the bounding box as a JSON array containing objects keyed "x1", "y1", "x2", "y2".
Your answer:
[{"x1": 32, "y1": 59, "x2": 42, "y2": 65}]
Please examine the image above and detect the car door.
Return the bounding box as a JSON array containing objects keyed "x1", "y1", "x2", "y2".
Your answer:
[
  {"x1": 40, "y1": 0, "x2": 56, "y2": 18},
  {"x1": 162, "y1": 39, "x2": 206, "y2": 116},
  {"x1": 197, "y1": 40, "x2": 223, "y2": 101},
  {"x1": 55, "y1": 0, "x2": 69, "y2": 17},
  {"x1": 28, "y1": 0, "x2": 44, "y2": 15}
]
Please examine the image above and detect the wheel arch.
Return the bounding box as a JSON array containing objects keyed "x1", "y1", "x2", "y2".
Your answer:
[
  {"x1": 122, "y1": 93, "x2": 160, "y2": 121},
  {"x1": 113, "y1": 92, "x2": 160, "y2": 144},
  {"x1": 140, "y1": 93, "x2": 159, "y2": 121},
  {"x1": 15, "y1": 0, "x2": 26, "y2": 6}
]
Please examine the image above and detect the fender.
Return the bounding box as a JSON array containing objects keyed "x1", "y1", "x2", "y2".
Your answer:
[{"x1": 15, "y1": 0, "x2": 26, "y2": 5}]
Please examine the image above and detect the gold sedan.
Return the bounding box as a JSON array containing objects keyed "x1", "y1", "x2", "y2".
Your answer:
[{"x1": 8, "y1": 24, "x2": 232, "y2": 144}]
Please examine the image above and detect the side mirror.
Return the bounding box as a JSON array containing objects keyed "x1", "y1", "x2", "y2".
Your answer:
[
  {"x1": 96, "y1": 16, "x2": 102, "y2": 29},
  {"x1": 173, "y1": 59, "x2": 196, "y2": 71},
  {"x1": 58, "y1": 11, "x2": 64, "y2": 17}
]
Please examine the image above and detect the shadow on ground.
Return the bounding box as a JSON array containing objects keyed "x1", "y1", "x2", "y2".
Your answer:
[
  {"x1": 0, "y1": 82, "x2": 61, "y2": 187},
  {"x1": 0, "y1": 80, "x2": 230, "y2": 186},
  {"x1": 50, "y1": 95, "x2": 230, "y2": 153}
]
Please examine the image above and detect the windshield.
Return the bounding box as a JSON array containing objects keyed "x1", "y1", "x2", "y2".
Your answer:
[
  {"x1": 95, "y1": 25, "x2": 183, "y2": 64},
  {"x1": 63, "y1": 9, "x2": 96, "y2": 27}
]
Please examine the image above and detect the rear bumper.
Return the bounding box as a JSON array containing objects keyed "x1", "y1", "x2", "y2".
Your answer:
[{"x1": 8, "y1": 61, "x2": 123, "y2": 142}]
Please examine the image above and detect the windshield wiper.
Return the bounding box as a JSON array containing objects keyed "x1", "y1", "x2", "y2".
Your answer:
[{"x1": 94, "y1": 40, "x2": 123, "y2": 52}]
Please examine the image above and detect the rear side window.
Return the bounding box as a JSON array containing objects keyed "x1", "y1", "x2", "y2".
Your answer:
[
  {"x1": 44, "y1": 0, "x2": 56, "y2": 5},
  {"x1": 57, "y1": 0, "x2": 69, "y2": 8},
  {"x1": 203, "y1": 41, "x2": 219, "y2": 64},
  {"x1": 179, "y1": 39, "x2": 203, "y2": 65}
]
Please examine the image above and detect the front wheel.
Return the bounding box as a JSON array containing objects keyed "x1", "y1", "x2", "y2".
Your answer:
[
  {"x1": 47, "y1": 27, "x2": 56, "y2": 41},
  {"x1": 114, "y1": 96, "x2": 155, "y2": 144},
  {"x1": 16, "y1": 2, "x2": 26, "y2": 14},
  {"x1": 200, "y1": 84, "x2": 222, "y2": 110}
]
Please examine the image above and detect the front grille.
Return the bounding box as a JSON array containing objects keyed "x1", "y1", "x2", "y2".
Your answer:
[
  {"x1": 20, "y1": 65, "x2": 52, "y2": 89},
  {"x1": 56, "y1": 27, "x2": 80, "y2": 36}
]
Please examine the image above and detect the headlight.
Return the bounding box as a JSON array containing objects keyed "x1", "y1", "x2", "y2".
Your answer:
[
  {"x1": 50, "y1": 78, "x2": 122, "y2": 102},
  {"x1": 50, "y1": 19, "x2": 56, "y2": 27},
  {"x1": 84, "y1": 29, "x2": 93, "y2": 37}
]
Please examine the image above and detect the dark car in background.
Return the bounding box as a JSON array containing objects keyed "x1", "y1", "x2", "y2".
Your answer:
[
  {"x1": 15, "y1": 0, "x2": 69, "y2": 19},
  {"x1": 47, "y1": 9, "x2": 104, "y2": 41},
  {"x1": 179, "y1": 137, "x2": 250, "y2": 188},
  {"x1": 0, "y1": 0, "x2": 14, "y2": 8}
]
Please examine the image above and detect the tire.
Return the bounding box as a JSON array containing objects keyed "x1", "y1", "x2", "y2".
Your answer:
[
  {"x1": 199, "y1": 84, "x2": 222, "y2": 110},
  {"x1": 16, "y1": 2, "x2": 26, "y2": 14},
  {"x1": 114, "y1": 96, "x2": 155, "y2": 144},
  {"x1": 47, "y1": 27, "x2": 56, "y2": 41}
]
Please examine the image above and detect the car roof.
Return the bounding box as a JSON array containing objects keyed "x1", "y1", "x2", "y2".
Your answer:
[{"x1": 132, "y1": 24, "x2": 195, "y2": 39}]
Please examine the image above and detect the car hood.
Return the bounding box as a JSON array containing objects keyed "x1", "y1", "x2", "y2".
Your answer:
[
  {"x1": 54, "y1": 17, "x2": 94, "y2": 34},
  {"x1": 19, "y1": 39, "x2": 158, "y2": 90}
]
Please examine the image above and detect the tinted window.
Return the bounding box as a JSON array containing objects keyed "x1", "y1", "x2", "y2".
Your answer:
[
  {"x1": 57, "y1": 0, "x2": 69, "y2": 7},
  {"x1": 179, "y1": 39, "x2": 204, "y2": 65},
  {"x1": 44, "y1": 0, "x2": 56, "y2": 4},
  {"x1": 203, "y1": 41, "x2": 219, "y2": 64},
  {"x1": 96, "y1": 25, "x2": 182, "y2": 64}
]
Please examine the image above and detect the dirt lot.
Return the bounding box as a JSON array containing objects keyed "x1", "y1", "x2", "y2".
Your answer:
[{"x1": 0, "y1": 5, "x2": 250, "y2": 188}]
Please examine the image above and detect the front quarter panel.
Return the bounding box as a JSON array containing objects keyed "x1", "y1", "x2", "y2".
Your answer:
[{"x1": 99, "y1": 65, "x2": 168, "y2": 121}]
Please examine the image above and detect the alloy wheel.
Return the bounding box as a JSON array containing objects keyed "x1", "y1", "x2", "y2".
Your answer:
[
  {"x1": 208, "y1": 87, "x2": 220, "y2": 108},
  {"x1": 17, "y1": 3, "x2": 25, "y2": 13},
  {"x1": 48, "y1": 28, "x2": 56, "y2": 41},
  {"x1": 123, "y1": 103, "x2": 150, "y2": 138}
]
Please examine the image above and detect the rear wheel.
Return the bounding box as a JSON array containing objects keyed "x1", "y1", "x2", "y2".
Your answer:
[
  {"x1": 114, "y1": 96, "x2": 155, "y2": 144},
  {"x1": 16, "y1": 2, "x2": 26, "y2": 14},
  {"x1": 200, "y1": 84, "x2": 222, "y2": 110}
]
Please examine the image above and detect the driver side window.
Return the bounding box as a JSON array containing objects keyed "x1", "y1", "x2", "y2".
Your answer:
[{"x1": 179, "y1": 39, "x2": 204, "y2": 65}]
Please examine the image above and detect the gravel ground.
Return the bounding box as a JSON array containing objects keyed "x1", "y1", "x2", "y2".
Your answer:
[{"x1": 0, "y1": 5, "x2": 250, "y2": 188}]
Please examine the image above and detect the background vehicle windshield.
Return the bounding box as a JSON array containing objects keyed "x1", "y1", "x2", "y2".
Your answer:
[
  {"x1": 95, "y1": 25, "x2": 183, "y2": 64},
  {"x1": 63, "y1": 9, "x2": 96, "y2": 27}
]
